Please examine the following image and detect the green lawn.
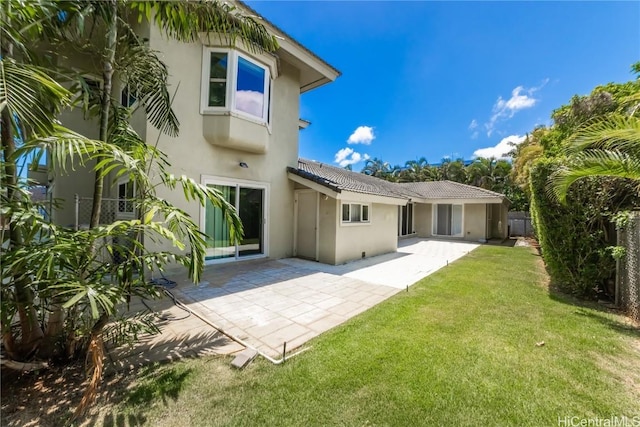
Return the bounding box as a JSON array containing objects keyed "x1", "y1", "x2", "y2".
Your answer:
[{"x1": 97, "y1": 246, "x2": 640, "y2": 426}]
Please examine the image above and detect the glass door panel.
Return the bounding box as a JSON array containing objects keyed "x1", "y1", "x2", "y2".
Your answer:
[
  {"x1": 238, "y1": 187, "x2": 264, "y2": 257},
  {"x1": 204, "y1": 183, "x2": 265, "y2": 261},
  {"x1": 205, "y1": 185, "x2": 236, "y2": 260},
  {"x1": 436, "y1": 204, "x2": 452, "y2": 235},
  {"x1": 451, "y1": 204, "x2": 463, "y2": 236}
]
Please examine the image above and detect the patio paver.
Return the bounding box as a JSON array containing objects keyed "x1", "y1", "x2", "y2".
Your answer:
[{"x1": 108, "y1": 238, "x2": 480, "y2": 365}]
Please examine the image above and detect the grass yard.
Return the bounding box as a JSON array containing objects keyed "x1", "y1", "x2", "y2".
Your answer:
[{"x1": 5, "y1": 246, "x2": 640, "y2": 426}]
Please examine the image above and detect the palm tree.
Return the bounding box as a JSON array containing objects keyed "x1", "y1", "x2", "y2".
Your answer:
[
  {"x1": 400, "y1": 157, "x2": 429, "y2": 182},
  {"x1": 362, "y1": 157, "x2": 392, "y2": 178},
  {"x1": 466, "y1": 158, "x2": 491, "y2": 187},
  {"x1": 550, "y1": 112, "x2": 640, "y2": 202},
  {"x1": 1, "y1": 0, "x2": 277, "y2": 414},
  {"x1": 550, "y1": 64, "x2": 640, "y2": 202}
]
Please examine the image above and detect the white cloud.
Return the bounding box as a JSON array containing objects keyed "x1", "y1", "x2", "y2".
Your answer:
[
  {"x1": 469, "y1": 119, "x2": 478, "y2": 130},
  {"x1": 485, "y1": 79, "x2": 549, "y2": 136},
  {"x1": 347, "y1": 126, "x2": 375, "y2": 145},
  {"x1": 235, "y1": 90, "x2": 264, "y2": 118},
  {"x1": 473, "y1": 134, "x2": 526, "y2": 159},
  {"x1": 334, "y1": 147, "x2": 369, "y2": 167}
]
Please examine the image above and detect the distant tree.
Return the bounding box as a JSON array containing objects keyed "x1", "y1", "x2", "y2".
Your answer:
[{"x1": 361, "y1": 157, "x2": 392, "y2": 178}]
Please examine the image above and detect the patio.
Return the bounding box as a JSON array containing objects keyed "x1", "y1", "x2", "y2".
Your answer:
[{"x1": 108, "y1": 238, "x2": 479, "y2": 366}]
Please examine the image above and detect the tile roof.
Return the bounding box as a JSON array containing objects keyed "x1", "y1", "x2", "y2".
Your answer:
[
  {"x1": 289, "y1": 159, "x2": 409, "y2": 200},
  {"x1": 396, "y1": 181, "x2": 505, "y2": 200},
  {"x1": 289, "y1": 159, "x2": 506, "y2": 202}
]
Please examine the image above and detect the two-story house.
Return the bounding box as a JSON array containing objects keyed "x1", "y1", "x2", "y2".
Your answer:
[{"x1": 51, "y1": 1, "x2": 509, "y2": 268}]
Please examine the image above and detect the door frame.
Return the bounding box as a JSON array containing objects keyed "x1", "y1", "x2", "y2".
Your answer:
[
  {"x1": 200, "y1": 175, "x2": 270, "y2": 264},
  {"x1": 293, "y1": 189, "x2": 320, "y2": 261},
  {"x1": 431, "y1": 203, "x2": 465, "y2": 237},
  {"x1": 398, "y1": 202, "x2": 415, "y2": 237}
]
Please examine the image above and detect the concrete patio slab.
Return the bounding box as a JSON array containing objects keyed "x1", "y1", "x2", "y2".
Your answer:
[{"x1": 107, "y1": 238, "x2": 480, "y2": 366}]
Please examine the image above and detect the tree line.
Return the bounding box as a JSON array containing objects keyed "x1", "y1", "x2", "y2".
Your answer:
[{"x1": 354, "y1": 156, "x2": 528, "y2": 211}]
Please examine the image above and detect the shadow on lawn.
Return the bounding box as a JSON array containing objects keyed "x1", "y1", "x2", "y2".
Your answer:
[
  {"x1": 573, "y1": 308, "x2": 640, "y2": 339},
  {"x1": 547, "y1": 283, "x2": 640, "y2": 337},
  {"x1": 93, "y1": 365, "x2": 193, "y2": 427},
  {"x1": 1, "y1": 327, "x2": 233, "y2": 427},
  {"x1": 529, "y1": 244, "x2": 640, "y2": 335}
]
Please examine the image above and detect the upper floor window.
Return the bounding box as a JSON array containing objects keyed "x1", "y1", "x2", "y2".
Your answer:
[{"x1": 201, "y1": 48, "x2": 271, "y2": 124}]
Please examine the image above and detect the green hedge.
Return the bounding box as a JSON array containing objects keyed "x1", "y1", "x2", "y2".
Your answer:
[{"x1": 530, "y1": 158, "x2": 638, "y2": 297}]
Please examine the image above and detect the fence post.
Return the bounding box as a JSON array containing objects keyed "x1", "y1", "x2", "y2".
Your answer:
[{"x1": 74, "y1": 194, "x2": 79, "y2": 231}]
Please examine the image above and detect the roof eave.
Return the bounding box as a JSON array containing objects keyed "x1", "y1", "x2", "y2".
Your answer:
[
  {"x1": 413, "y1": 197, "x2": 506, "y2": 204},
  {"x1": 235, "y1": 1, "x2": 341, "y2": 91}
]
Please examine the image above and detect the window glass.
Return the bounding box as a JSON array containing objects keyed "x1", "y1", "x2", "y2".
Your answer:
[
  {"x1": 350, "y1": 204, "x2": 361, "y2": 222},
  {"x1": 121, "y1": 84, "x2": 137, "y2": 107},
  {"x1": 205, "y1": 185, "x2": 235, "y2": 259},
  {"x1": 451, "y1": 205, "x2": 463, "y2": 235},
  {"x1": 236, "y1": 56, "x2": 265, "y2": 118},
  {"x1": 208, "y1": 52, "x2": 227, "y2": 107},
  {"x1": 362, "y1": 205, "x2": 369, "y2": 222},
  {"x1": 118, "y1": 181, "x2": 134, "y2": 213},
  {"x1": 342, "y1": 204, "x2": 350, "y2": 221}
]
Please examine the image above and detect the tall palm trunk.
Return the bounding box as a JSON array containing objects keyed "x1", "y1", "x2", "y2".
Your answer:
[
  {"x1": 89, "y1": 0, "x2": 118, "y2": 229},
  {"x1": 1, "y1": 95, "x2": 44, "y2": 359}
]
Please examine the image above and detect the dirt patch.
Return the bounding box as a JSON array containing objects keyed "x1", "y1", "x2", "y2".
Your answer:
[
  {"x1": 2, "y1": 361, "x2": 87, "y2": 426},
  {"x1": 594, "y1": 341, "x2": 640, "y2": 400},
  {"x1": 1, "y1": 361, "x2": 147, "y2": 427}
]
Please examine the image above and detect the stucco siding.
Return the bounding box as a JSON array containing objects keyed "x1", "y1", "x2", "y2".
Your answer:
[
  {"x1": 414, "y1": 203, "x2": 432, "y2": 238},
  {"x1": 463, "y1": 203, "x2": 487, "y2": 241},
  {"x1": 143, "y1": 24, "x2": 301, "y2": 259},
  {"x1": 318, "y1": 196, "x2": 337, "y2": 264},
  {"x1": 334, "y1": 203, "x2": 397, "y2": 264}
]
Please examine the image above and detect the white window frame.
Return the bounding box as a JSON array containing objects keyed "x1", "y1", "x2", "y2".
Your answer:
[
  {"x1": 200, "y1": 175, "x2": 270, "y2": 264},
  {"x1": 116, "y1": 178, "x2": 136, "y2": 219},
  {"x1": 341, "y1": 202, "x2": 371, "y2": 226},
  {"x1": 120, "y1": 84, "x2": 138, "y2": 108},
  {"x1": 200, "y1": 47, "x2": 272, "y2": 125},
  {"x1": 432, "y1": 203, "x2": 464, "y2": 237}
]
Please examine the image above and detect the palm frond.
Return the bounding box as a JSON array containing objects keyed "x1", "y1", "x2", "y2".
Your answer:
[
  {"x1": 115, "y1": 28, "x2": 180, "y2": 136},
  {"x1": 549, "y1": 150, "x2": 640, "y2": 202},
  {"x1": 131, "y1": 0, "x2": 278, "y2": 53},
  {"x1": 564, "y1": 114, "x2": 640, "y2": 156},
  {"x1": 0, "y1": 59, "x2": 70, "y2": 136}
]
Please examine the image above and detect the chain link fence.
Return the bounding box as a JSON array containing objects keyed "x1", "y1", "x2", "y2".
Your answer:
[
  {"x1": 74, "y1": 196, "x2": 133, "y2": 229},
  {"x1": 617, "y1": 211, "x2": 640, "y2": 322},
  {"x1": 74, "y1": 196, "x2": 136, "y2": 265}
]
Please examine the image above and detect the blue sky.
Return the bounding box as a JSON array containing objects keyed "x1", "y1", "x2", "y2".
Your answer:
[{"x1": 247, "y1": 1, "x2": 640, "y2": 169}]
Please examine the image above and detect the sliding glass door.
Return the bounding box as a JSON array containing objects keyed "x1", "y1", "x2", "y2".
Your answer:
[
  {"x1": 398, "y1": 203, "x2": 414, "y2": 236},
  {"x1": 433, "y1": 204, "x2": 463, "y2": 237},
  {"x1": 204, "y1": 182, "x2": 265, "y2": 261}
]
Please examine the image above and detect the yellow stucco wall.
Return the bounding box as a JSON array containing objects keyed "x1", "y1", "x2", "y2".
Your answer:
[
  {"x1": 463, "y1": 203, "x2": 487, "y2": 241},
  {"x1": 139, "y1": 24, "x2": 301, "y2": 259},
  {"x1": 414, "y1": 203, "x2": 432, "y2": 238},
  {"x1": 318, "y1": 196, "x2": 337, "y2": 265},
  {"x1": 334, "y1": 202, "x2": 398, "y2": 264}
]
